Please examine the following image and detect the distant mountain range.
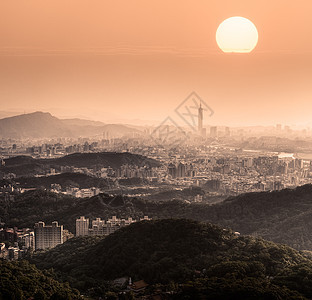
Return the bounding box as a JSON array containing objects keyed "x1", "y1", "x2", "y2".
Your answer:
[
  {"x1": 0, "y1": 111, "x2": 141, "y2": 138},
  {"x1": 61, "y1": 118, "x2": 106, "y2": 127}
]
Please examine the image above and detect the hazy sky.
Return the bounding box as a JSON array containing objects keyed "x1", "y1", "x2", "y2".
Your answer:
[{"x1": 0, "y1": 0, "x2": 312, "y2": 126}]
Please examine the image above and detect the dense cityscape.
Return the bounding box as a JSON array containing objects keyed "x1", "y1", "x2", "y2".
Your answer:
[
  {"x1": 1, "y1": 107, "x2": 312, "y2": 265},
  {"x1": 1, "y1": 108, "x2": 312, "y2": 262},
  {"x1": 2, "y1": 110, "x2": 312, "y2": 198}
]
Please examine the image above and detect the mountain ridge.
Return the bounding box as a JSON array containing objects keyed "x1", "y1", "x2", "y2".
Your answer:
[{"x1": 0, "y1": 111, "x2": 141, "y2": 138}]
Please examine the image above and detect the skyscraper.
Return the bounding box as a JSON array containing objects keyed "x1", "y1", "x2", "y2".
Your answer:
[{"x1": 198, "y1": 101, "x2": 203, "y2": 135}]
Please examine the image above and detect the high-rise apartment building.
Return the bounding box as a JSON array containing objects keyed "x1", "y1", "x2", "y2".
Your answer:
[
  {"x1": 76, "y1": 216, "x2": 90, "y2": 236},
  {"x1": 34, "y1": 221, "x2": 63, "y2": 251}
]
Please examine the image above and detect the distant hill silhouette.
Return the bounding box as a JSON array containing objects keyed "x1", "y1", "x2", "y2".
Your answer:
[
  {"x1": 0, "y1": 152, "x2": 161, "y2": 176},
  {"x1": 61, "y1": 118, "x2": 105, "y2": 127},
  {"x1": 0, "y1": 111, "x2": 72, "y2": 138},
  {"x1": 30, "y1": 219, "x2": 312, "y2": 299},
  {"x1": 0, "y1": 111, "x2": 141, "y2": 138}
]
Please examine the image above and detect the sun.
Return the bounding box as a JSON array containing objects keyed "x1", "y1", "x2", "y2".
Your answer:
[{"x1": 216, "y1": 17, "x2": 258, "y2": 53}]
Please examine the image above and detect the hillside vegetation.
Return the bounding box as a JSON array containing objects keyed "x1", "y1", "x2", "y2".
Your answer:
[
  {"x1": 3, "y1": 185, "x2": 312, "y2": 251},
  {"x1": 30, "y1": 219, "x2": 312, "y2": 299},
  {"x1": 0, "y1": 260, "x2": 80, "y2": 299},
  {"x1": 0, "y1": 152, "x2": 160, "y2": 177},
  {"x1": 15, "y1": 173, "x2": 112, "y2": 189}
]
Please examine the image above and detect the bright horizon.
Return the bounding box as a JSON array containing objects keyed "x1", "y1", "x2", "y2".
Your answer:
[{"x1": 1, "y1": 1, "x2": 312, "y2": 127}]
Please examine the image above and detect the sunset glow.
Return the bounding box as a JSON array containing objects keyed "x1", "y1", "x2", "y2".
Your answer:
[
  {"x1": 216, "y1": 17, "x2": 258, "y2": 53},
  {"x1": 1, "y1": 1, "x2": 312, "y2": 126}
]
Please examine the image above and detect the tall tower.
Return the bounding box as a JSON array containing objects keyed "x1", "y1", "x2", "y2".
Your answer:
[{"x1": 198, "y1": 101, "x2": 203, "y2": 135}]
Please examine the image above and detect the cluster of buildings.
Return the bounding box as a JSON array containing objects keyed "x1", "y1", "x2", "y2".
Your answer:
[
  {"x1": 168, "y1": 162, "x2": 196, "y2": 178},
  {"x1": 33, "y1": 216, "x2": 151, "y2": 252},
  {"x1": 16, "y1": 141, "x2": 100, "y2": 158},
  {"x1": 115, "y1": 164, "x2": 155, "y2": 178},
  {"x1": 1, "y1": 139, "x2": 125, "y2": 159},
  {"x1": 0, "y1": 227, "x2": 34, "y2": 260},
  {"x1": 0, "y1": 215, "x2": 151, "y2": 260},
  {"x1": 0, "y1": 222, "x2": 73, "y2": 258},
  {"x1": 3, "y1": 147, "x2": 312, "y2": 197},
  {"x1": 76, "y1": 215, "x2": 151, "y2": 237},
  {"x1": 160, "y1": 152, "x2": 312, "y2": 194},
  {"x1": 51, "y1": 185, "x2": 101, "y2": 198}
]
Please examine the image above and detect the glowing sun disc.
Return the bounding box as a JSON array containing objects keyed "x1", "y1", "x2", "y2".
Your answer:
[{"x1": 216, "y1": 17, "x2": 258, "y2": 53}]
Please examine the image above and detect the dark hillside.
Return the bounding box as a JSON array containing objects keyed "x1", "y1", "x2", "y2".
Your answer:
[
  {"x1": 30, "y1": 219, "x2": 312, "y2": 299},
  {"x1": 16, "y1": 173, "x2": 111, "y2": 189},
  {"x1": 0, "y1": 260, "x2": 80, "y2": 299},
  {"x1": 0, "y1": 152, "x2": 161, "y2": 176}
]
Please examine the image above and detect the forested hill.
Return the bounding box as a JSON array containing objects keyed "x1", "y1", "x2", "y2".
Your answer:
[
  {"x1": 0, "y1": 260, "x2": 80, "y2": 299},
  {"x1": 4, "y1": 185, "x2": 312, "y2": 251},
  {"x1": 48, "y1": 152, "x2": 161, "y2": 168},
  {"x1": 30, "y1": 219, "x2": 312, "y2": 299},
  {"x1": 0, "y1": 152, "x2": 161, "y2": 176},
  {"x1": 208, "y1": 184, "x2": 312, "y2": 250},
  {"x1": 14, "y1": 173, "x2": 112, "y2": 189}
]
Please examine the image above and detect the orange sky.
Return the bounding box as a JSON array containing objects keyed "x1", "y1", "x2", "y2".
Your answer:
[{"x1": 0, "y1": 0, "x2": 312, "y2": 126}]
